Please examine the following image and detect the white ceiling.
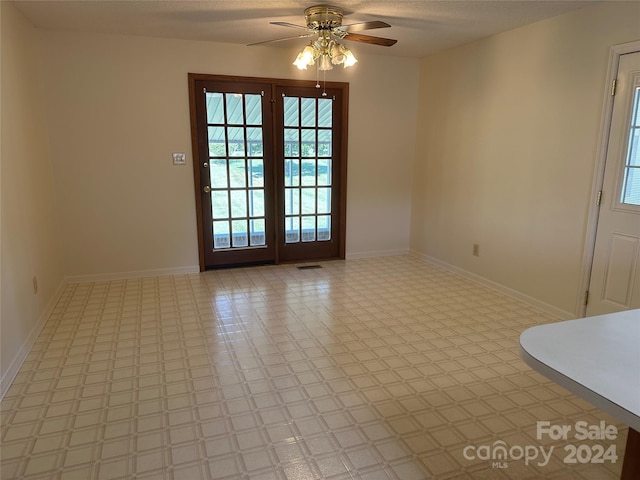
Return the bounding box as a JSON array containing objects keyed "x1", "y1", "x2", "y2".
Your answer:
[{"x1": 12, "y1": 0, "x2": 599, "y2": 58}]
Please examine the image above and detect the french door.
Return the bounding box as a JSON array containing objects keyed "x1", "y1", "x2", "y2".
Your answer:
[
  {"x1": 275, "y1": 85, "x2": 345, "y2": 263},
  {"x1": 189, "y1": 74, "x2": 348, "y2": 270}
]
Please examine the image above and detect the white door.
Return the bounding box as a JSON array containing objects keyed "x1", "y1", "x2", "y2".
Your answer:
[{"x1": 587, "y1": 51, "x2": 640, "y2": 316}]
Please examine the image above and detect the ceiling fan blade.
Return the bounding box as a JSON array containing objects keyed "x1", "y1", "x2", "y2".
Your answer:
[
  {"x1": 270, "y1": 21, "x2": 309, "y2": 31},
  {"x1": 247, "y1": 33, "x2": 313, "y2": 46},
  {"x1": 344, "y1": 33, "x2": 397, "y2": 47},
  {"x1": 340, "y1": 21, "x2": 391, "y2": 33}
]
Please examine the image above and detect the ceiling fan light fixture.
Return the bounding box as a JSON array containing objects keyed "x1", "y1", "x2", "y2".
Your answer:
[
  {"x1": 293, "y1": 39, "x2": 357, "y2": 71},
  {"x1": 253, "y1": 4, "x2": 395, "y2": 70}
]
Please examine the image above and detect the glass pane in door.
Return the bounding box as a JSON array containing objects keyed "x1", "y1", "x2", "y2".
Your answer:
[
  {"x1": 283, "y1": 96, "x2": 332, "y2": 244},
  {"x1": 621, "y1": 87, "x2": 640, "y2": 205},
  {"x1": 206, "y1": 92, "x2": 267, "y2": 249}
]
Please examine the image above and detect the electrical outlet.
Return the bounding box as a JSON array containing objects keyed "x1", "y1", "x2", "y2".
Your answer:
[
  {"x1": 32, "y1": 276, "x2": 38, "y2": 295},
  {"x1": 473, "y1": 244, "x2": 480, "y2": 257}
]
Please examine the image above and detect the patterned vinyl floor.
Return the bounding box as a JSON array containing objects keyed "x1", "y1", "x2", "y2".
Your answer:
[{"x1": 0, "y1": 256, "x2": 627, "y2": 479}]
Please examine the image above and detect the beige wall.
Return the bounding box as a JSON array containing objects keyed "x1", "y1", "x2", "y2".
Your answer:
[
  {"x1": 1, "y1": 2, "x2": 64, "y2": 391},
  {"x1": 410, "y1": 1, "x2": 640, "y2": 316},
  {"x1": 38, "y1": 31, "x2": 419, "y2": 279}
]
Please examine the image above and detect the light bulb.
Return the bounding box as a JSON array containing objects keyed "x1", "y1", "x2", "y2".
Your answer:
[
  {"x1": 343, "y1": 48, "x2": 357, "y2": 68},
  {"x1": 293, "y1": 45, "x2": 315, "y2": 69},
  {"x1": 293, "y1": 52, "x2": 308, "y2": 69}
]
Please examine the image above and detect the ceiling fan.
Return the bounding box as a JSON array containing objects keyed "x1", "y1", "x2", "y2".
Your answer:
[{"x1": 249, "y1": 5, "x2": 397, "y2": 70}]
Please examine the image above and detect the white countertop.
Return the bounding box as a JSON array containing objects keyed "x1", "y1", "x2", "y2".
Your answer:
[{"x1": 520, "y1": 309, "x2": 640, "y2": 431}]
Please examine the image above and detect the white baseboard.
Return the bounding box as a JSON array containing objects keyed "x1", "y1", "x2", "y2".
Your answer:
[
  {"x1": 409, "y1": 250, "x2": 575, "y2": 320},
  {"x1": 346, "y1": 248, "x2": 409, "y2": 260},
  {"x1": 65, "y1": 265, "x2": 201, "y2": 284},
  {"x1": 0, "y1": 280, "x2": 67, "y2": 400}
]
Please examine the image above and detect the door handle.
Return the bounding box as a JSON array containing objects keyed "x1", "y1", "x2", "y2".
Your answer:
[{"x1": 203, "y1": 185, "x2": 211, "y2": 193}]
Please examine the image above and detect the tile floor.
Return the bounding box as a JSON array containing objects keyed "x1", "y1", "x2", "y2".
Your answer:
[{"x1": 0, "y1": 256, "x2": 627, "y2": 479}]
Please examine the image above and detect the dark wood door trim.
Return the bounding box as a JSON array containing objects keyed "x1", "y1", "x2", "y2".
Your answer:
[{"x1": 188, "y1": 73, "x2": 348, "y2": 271}]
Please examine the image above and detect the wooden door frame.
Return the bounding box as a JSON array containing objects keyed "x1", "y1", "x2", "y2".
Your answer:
[
  {"x1": 576, "y1": 40, "x2": 640, "y2": 317},
  {"x1": 188, "y1": 73, "x2": 349, "y2": 271}
]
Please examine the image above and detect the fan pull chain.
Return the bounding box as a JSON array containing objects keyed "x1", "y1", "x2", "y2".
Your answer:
[
  {"x1": 322, "y1": 69, "x2": 327, "y2": 97},
  {"x1": 313, "y1": 54, "x2": 327, "y2": 97}
]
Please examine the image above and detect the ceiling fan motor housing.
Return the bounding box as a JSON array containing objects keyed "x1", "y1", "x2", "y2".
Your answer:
[{"x1": 304, "y1": 5, "x2": 344, "y2": 30}]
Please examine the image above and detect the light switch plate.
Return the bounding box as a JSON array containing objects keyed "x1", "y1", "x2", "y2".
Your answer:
[{"x1": 172, "y1": 153, "x2": 186, "y2": 165}]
